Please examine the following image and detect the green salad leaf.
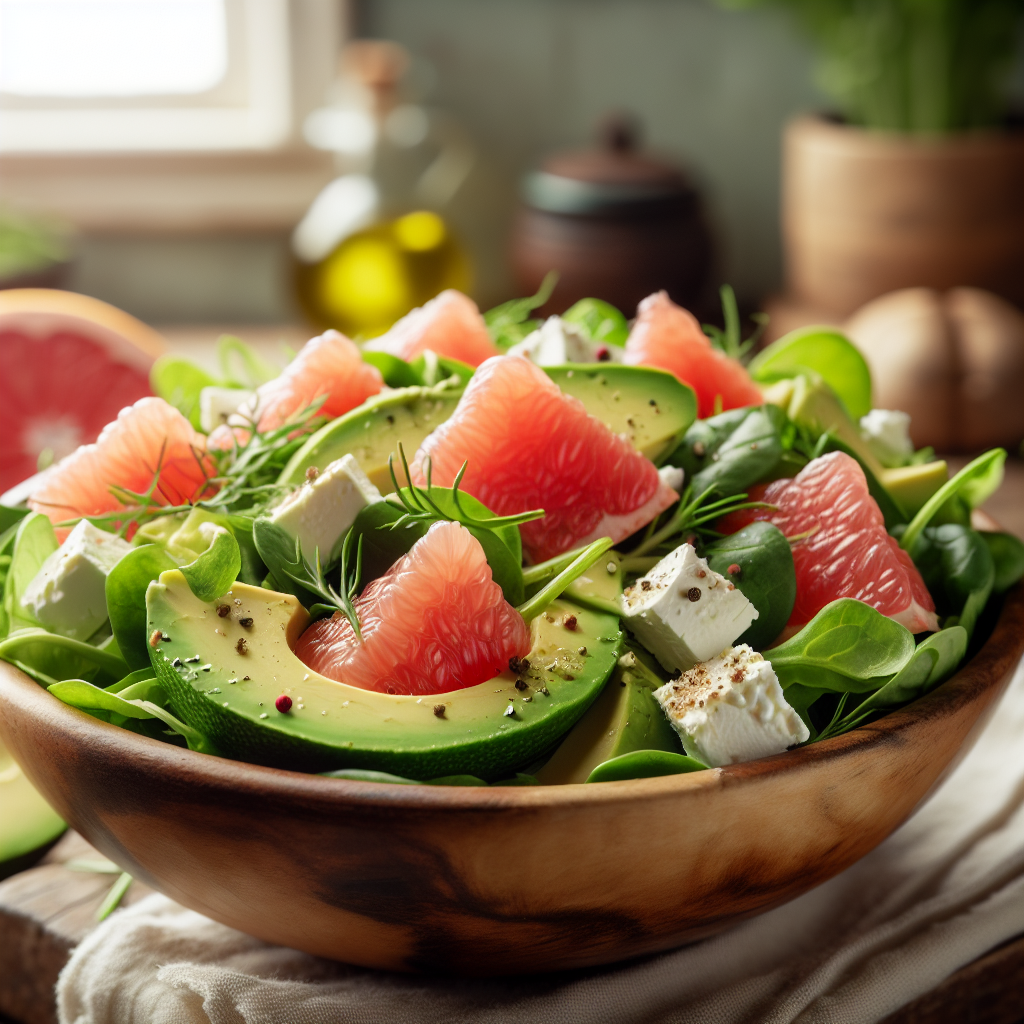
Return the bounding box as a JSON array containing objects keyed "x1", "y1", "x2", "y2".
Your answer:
[
  {"x1": 2, "y1": 513, "x2": 58, "y2": 638},
  {"x1": 561, "y1": 297, "x2": 629, "y2": 347},
  {"x1": 702, "y1": 284, "x2": 767, "y2": 362},
  {"x1": 0, "y1": 629, "x2": 129, "y2": 688},
  {"x1": 484, "y1": 272, "x2": 558, "y2": 350},
  {"x1": 704, "y1": 522, "x2": 796, "y2": 650},
  {"x1": 149, "y1": 356, "x2": 218, "y2": 430},
  {"x1": 979, "y1": 531, "x2": 1024, "y2": 594},
  {"x1": 586, "y1": 749, "x2": 707, "y2": 784},
  {"x1": 105, "y1": 545, "x2": 178, "y2": 670},
  {"x1": 179, "y1": 528, "x2": 241, "y2": 602},
  {"x1": 900, "y1": 449, "x2": 1006, "y2": 553},
  {"x1": 749, "y1": 326, "x2": 873, "y2": 420}
]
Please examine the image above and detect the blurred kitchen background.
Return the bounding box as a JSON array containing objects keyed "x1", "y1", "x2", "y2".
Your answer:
[{"x1": 1, "y1": 0, "x2": 1022, "y2": 507}]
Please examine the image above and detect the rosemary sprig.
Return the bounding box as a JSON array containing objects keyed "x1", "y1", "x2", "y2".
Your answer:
[
  {"x1": 516, "y1": 537, "x2": 613, "y2": 621},
  {"x1": 629, "y1": 484, "x2": 774, "y2": 558},
  {"x1": 386, "y1": 444, "x2": 545, "y2": 534}
]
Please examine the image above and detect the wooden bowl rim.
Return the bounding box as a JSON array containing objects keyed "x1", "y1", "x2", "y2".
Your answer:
[{"x1": 2, "y1": 586, "x2": 1021, "y2": 815}]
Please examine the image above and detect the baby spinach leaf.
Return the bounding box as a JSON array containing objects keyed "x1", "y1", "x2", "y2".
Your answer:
[
  {"x1": 48, "y1": 678, "x2": 161, "y2": 719},
  {"x1": 667, "y1": 407, "x2": 750, "y2": 479},
  {"x1": 217, "y1": 334, "x2": 280, "y2": 388},
  {"x1": 749, "y1": 326, "x2": 872, "y2": 420},
  {"x1": 149, "y1": 355, "x2": 218, "y2": 430},
  {"x1": 104, "y1": 667, "x2": 161, "y2": 694},
  {"x1": 979, "y1": 531, "x2": 1024, "y2": 594},
  {"x1": 857, "y1": 627, "x2": 968, "y2": 714},
  {"x1": 484, "y1": 271, "x2": 558, "y2": 350},
  {"x1": 2, "y1": 512, "x2": 58, "y2": 637},
  {"x1": 408, "y1": 352, "x2": 475, "y2": 388},
  {"x1": 360, "y1": 350, "x2": 421, "y2": 389},
  {"x1": 704, "y1": 522, "x2": 796, "y2": 650},
  {"x1": 0, "y1": 505, "x2": 30, "y2": 535},
  {"x1": 690, "y1": 406, "x2": 787, "y2": 499},
  {"x1": 586, "y1": 749, "x2": 707, "y2": 784},
  {"x1": 105, "y1": 545, "x2": 178, "y2": 670},
  {"x1": 901, "y1": 449, "x2": 1006, "y2": 553},
  {"x1": 561, "y1": 298, "x2": 629, "y2": 346},
  {"x1": 908, "y1": 525, "x2": 994, "y2": 640},
  {"x1": 179, "y1": 528, "x2": 240, "y2": 602},
  {"x1": 0, "y1": 629, "x2": 129, "y2": 688},
  {"x1": 770, "y1": 599, "x2": 916, "y2": 682}
]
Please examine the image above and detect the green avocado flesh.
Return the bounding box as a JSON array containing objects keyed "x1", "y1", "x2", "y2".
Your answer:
[
  {"x1": 1, "y1": 739, "x2": 64, "y2": 878},
  {"x1": 535, "y1": 662, "x2": 681, "y2": 785},
  {"x1": 278, "y1": 383, "x2": 466, "y2": 492},
  {"x1": 544, "y1": 365, "x2": 697, "y2": 464},
  {"x1": 147, "y1": 571, "x2": 622, "y2": 778}
]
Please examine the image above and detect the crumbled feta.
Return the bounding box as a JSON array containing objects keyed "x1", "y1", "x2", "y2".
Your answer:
[
  {"x1": 199, "y1": 387, "x2": 255, "y2": 433},
  {"x1": 269, "y1": 454, "x2": 382, "y2": 565},
  {"x1": 620, "y1": 542, "x2": 757, "y2": 673},
  {"x1": 860, "y1": 409, "x2": 914, "y2": 468},
  {"x1": 658, "y1": 465, "x2": 684, "y2": 493},
  {"x1": 508, "y1": 316, "x2": 624, "y2": 365},
  {"x1": 21, "y1": 520, "x2": 132, "y2": 640},
  {"x1": 653, "y1": 644, "x2": 809, "y2": 766}
]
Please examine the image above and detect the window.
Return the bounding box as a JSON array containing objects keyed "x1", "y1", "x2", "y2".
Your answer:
[{"x1": 0, "y1": 0, "x2": 293, "y2": 151}]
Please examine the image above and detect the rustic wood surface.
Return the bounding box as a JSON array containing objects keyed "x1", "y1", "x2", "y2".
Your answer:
[{"x1": 0, "y1": 832, "x2": 1020, "y2": 1024}]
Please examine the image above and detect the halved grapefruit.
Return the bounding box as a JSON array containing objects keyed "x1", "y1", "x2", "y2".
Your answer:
[
  {"x1": 0, "y1": 289, "x2": 165, "y2": 495},
  {"x1": 719, "y1": 451, "x2": 938, "y2": 633},
  {"x1": 29, "y1": 397, "x2": 216, "y2": 534},
  {"x1": 624, "y1": 291, "x2": 762, "y2": 419},
  {"x1": 411, "y1": 355, "x2": 678, "y2": 563},
  {"x1": 363, "y1": 289, "x2": 499, "y2": 368},
  {"x1": 250, "y1": 329, "x2": 383, "y2": 433},
  {"x1": 295, "y1": 520, "x2": 530, "y2": 695}
]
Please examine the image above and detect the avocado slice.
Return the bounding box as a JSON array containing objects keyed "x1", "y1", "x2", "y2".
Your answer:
[
  {"x1": 544, "y1": 365, "x2": 697, "y2": 465},
  {"x1": 278, "y1": 381, "x2": 467, "y2": 492},
  {"x1": 774, "y1": 376, "x2": 948, "y2": 518},
  {"x1": 147, "y1": 571, "x2": 622, "y2": 778},
  {"x1": 534, "y1": 661, "x2": 681, "y2": 785},
  {"x1": 1, "y1": 738, "x2": 65, "y2": 880}
]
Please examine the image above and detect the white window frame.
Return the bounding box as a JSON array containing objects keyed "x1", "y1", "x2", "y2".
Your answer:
[{"x1": 0, "y1": 0, "x2": 293, "y2": 153}]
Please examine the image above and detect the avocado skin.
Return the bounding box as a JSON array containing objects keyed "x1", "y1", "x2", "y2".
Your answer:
[
  {"x1": 147, "y1": 572, "x2": 621, "y2": 779},
  {"x1": 543, "y1": 365, "x2": 697, "y2": 465},
  {"x1": 0, "y1": 743, "x2": 65, "y2": 879}
]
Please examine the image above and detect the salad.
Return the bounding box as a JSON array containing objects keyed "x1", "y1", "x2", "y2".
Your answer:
[{"x1": 2, "y1": 283, "x2": 1022, "y2": 792}]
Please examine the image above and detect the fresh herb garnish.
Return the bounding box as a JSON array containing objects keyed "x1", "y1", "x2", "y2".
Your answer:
[
  {"x1": 702, "y1": 284, "x2": 767, "y2": 363},
  {"x1": 386, "y1": 443, "x2": 545, "y2": 535},
  {"x1": 484, "y1": 271, "x2": 558, "y2": 351}
]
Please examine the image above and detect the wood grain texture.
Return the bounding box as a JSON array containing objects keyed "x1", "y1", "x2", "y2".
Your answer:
[{"x1": 0, "y1": 588, "x2": 1021, "y2": 977}]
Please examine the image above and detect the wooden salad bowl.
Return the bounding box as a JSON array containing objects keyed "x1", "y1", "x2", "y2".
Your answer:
[{"x1": 1, "y1": 586, "x2": 1021, "y2": 976}]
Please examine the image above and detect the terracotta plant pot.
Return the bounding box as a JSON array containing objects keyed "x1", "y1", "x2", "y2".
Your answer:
[
  {"x1": 783, "y1": 116, "x2": 1024, "y2": 319},
  {"x1": 0, "y1": 588, "x2": 1020, "y2": 975}
]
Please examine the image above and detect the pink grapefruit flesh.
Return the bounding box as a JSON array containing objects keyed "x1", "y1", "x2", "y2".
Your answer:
[
  {"x1": 624, "y1": 291, "x2": 763, "y2": 419},
  {"x1": 0, "y1": 290, "x2": 165, "y2": 494},
  {"x1": 363, "y1": 289, "x2": 499, "y2": 368},
  {"x1": 295, "y1": 521, "x2": 530, "y2": 695},
  {"x1": 411, "y1": 355, "x2": 678, "y2": 563},
  {"x1": 719, "y1": 451, "x2": 938, "y2": 633},
  {"x1": 253, "y1": 329, "x2": 383, "y2": 432},
  {"x1": 29, "y1": 397, "x2": 216, "y2": 533}
]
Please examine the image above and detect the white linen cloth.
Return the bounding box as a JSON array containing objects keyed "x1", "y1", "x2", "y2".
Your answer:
[{"x1": 57, "y1": 657, "x2": 1024, "y2": 1024}]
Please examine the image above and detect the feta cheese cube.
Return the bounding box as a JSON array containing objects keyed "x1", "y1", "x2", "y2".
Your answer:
[
  {"x1": 199, "y1": 387, "x2": 255, "y2": 433},
  {"x1": 269, "y1": 454, "x2": 382, "y2": 565},
  {"x1": 653, "y1": 644, "x2": 809, "y2": 766},
  {"x1": 657, "y1": 465, "x2": 684, "y2": 493},
  {"x1": 21, "y1": 520, "x2": 132, "y2": 640},
  {"x1": 508, "y1": 316, "x2": 624, "y2": 366},
  {"x1": 620, "y1": 542, "x2": 757, "y2": 673},
  {"x1": 860, "y1": 409, "x2": 913, "y2": 468}
]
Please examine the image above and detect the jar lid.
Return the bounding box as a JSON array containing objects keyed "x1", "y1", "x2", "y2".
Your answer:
[{"x1": 522, "y1": 115, "x2": 693, "y2": 215}]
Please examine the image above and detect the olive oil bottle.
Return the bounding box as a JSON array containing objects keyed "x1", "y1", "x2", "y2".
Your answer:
[{"x1": 293, "y1": 42, "x2": 474, "y2": 338}]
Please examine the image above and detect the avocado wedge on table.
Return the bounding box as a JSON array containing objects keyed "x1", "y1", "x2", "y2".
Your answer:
[
  {"x1": 146, "y1": 571, "x2": 622, "y2": 779},
  {"x1": 1, "y1": 738, "x2": 65, "y2": 879}
]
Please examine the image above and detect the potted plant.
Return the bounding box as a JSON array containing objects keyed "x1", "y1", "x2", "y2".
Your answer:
[{"x1": 723, "y1": 0, "x2": 1024, "y2": 318}]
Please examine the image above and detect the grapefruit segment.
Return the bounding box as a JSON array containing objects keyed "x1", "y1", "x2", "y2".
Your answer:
[
  {"x1": 295, "y1": 521, "x2": 530, "y2": 695},
  {"x1": 624, "y1": 291, "x2": 762, "y2": 419},
  {"x1": 719, "y1": 451, "x2": 938, "y2": 633},
  {"x1": 28, "y1": 397, "x2": 216, "y2": 533},
  {"x1": 251, "y1": 330, "x2": 383, "y2": 433},
  {"x1": 0, "y1": 289, "x2": 165, "y2": 494},
  {"x1": 363, "y1": 289, "x2": 499, "y2": 368},
  {"x1": 411, "y1": 355, "x2": 678, "y2": 563}
]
